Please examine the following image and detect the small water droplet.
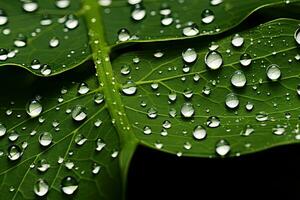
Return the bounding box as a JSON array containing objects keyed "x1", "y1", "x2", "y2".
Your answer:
[
  {"x1": 231, "y1": 34, "x2": 244, "y2": 47},
  {"x1": 225, "y1": 93, "x2": 239, "y2": 109},
  {"x1": 34, "y1": 179, "x2": 49, "y2": 197},
  {"x1": 131, "y1": 4, "x2": 146, "y2": 21},
  {"x1": 92, "y1": 163, "x2": 101, "y2": 175},
  {"x1": 61, "y1": 176, "x2": 78, "y2": 195},
  {"x1": 72, "y1": 105, "x2": 87, "y2": 121},
  {"x1": 272, "y1": 125, "x2": 285, "y2": 136},
  {"x1": 207, "y1": 116, "x2": 220, "y2": 128},
  {"x1": 0, "y1": 48, "x2": 8, "y2": 61},
  {"x1": 240, "y1": 53, "x2": 252, "y2": 67},
  {"x1": 49, "y1": 37, "x2": 60, "y2": 48},
  {"x1": 77, "y1": 82, "x2": 89, "y2": 95},
  {"x1": 94, "y1": 93, "x2": 104, "y2": 104},
  {"x1": 37, "y1": 159, "x2": 50, "y2": 172},
  {"x1": 122, "y1": 81, "x2": 137, "y2": 95},
  {"x1": 266, "y1": 64, "x2": 281, "y2": 81},
  {"x1": 55, "y1": 0, "x2": 70, "y2": 9},
  {"x1": 8, "y1": 145, "x2": 22, "y2": 161},
  {"x1": 205, "y1": 51, "x2": 223, "y2": 70},
  {"x1": 118, "y1": 28, "x2": 130, "y2": 42},
  {"x1": 193, "y1": 125, "x2": 207, "y2": 140},
  {"x1": 0, "y1": 123, "x2": 7, "y2": 137},
  {"x1": 31, "y1": 59, "x2": 41, "y2": 70},
  {"x1": 231, "y1": 70, "x2": 246, "y2": 88},
  {"x1": 182, "y1": 48, "x2": 197, "y2": 63},
  {"x1": 240, "y1": 125, "x2": 254, "y2": 136},
  {"x1": 39, "y1": 132, "x2": 53, "y2": 147},
  {"x1": 180, "y1": 102, "x2": 195, "y2": 118},
  {"x1": 143, "y1": 126, "x2": 152, "y2": 135},
  {"x1": 23, "y1": 0, "x2": 39, "y2": 12},
  {"x1": 147, "y1": 107, "x2": 157, "y2": 119},
  {"x1": 40, "y1": 64, "x2": 52, "y2": 76},
  {"x1": 0, "y1": 10, "x2": 8, "y2": 26},
  {"x1": 26, "y1": 99, "x2": 42, "y2": 118},
  {"x1": 256, "y1": 112, "x2": 268, "y2": 122},
  {"x1": 182, "y1": 23, "x2": 199, "y2": 37},
  {"x1": 210, "y1": 0, "x2": 223, "y2": 6},
  {"x1": 216, "y1": 139, "x2": 230, "y2": 156},
  {"x1": 75, "y1": 134, "x2": 87, "y2": 146},
  {"x1": 201, "y1": 9, "x2": 215, "y2": 24},
  {"x1": 65, "y1": 15, "x2": 79, "y2": 30},
  {"x1": 245, "y1": 102, "x2": 254, "y2": 111},
  {"x1": 128, "y1": 0, "x2": 142, "y2": 5},
  {"x1": 161, "y1": 15, "x2": 173, "y2": 26},
  {"x1": 14, "y1": 34, "x2": 27, "y2": 48},
  {"x1": 295, "y1": 28, "x2": 300, "y2": 45}
]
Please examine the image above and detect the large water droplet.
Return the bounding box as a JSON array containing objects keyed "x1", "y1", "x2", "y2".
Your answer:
[
  {"x1": 231, "y1": 34, "x2": 244, "y2": 47},
  {"x1": 65, "y1": 15, "x2": 79, "y2": 30},
  {"x1": 225, "y1": 93, "x2": 239, "y2": 109},
  {"x1": 205, "y1": 51, "x2": 223, "y2": 70},
  {"x1": 193, "y1": 125, "x2": 207, "y2": 140},
  {"x1": 182, "y1": 48, "x2": 197, "y2": 63},
  {"x1": 180, "y1": 102, "x2": 195, "y2": 118},
  {"x1": 231, "y1": 70, "x2": 246, "y2": 88},
  {"x1": 23, "y1": 0, "x2": 39, "y2": 12},
  {"x1": 295, "y1": 28, "x2": 300, "y2": 45},
  {"x1": 56, "y1": 0, "x2": 71, "y2": 9},
  {"x1": 201, "y1": 9, "x2": 215, "y2": 24},
  {"x1": 122, "y1": 81, "x2": 137, "y2": 95},
  {"x1": 8, "y1": 145, "x2": 22, "y2": 161},
  {"x1": 182, "y1": 23, "x2": 199, "y2": 37},
  {"x1": 118, "y1": 28, "x2": 130, "y2": 42},
  {"x1": 72, "y1": 105, "x2": 87, "y2": 121},
  {"x1": 77, "y1": 82, "x2": 90, "y2": 95},
  {"x1": 0, "y1": 10, "x2": 8, "y2": 26},
  {"x1": 61, "y1": 176, "x2": 78, "y2": 195},
  {"x1": 240, "y1": 53, "x2": 252, "y2": 67},
  {"x1": 216, "y1": 140, "x2": 230, "y2": 156},
  {"x1": 49, "y1": 37, "x2": 60, "y2": 48},
  {"x1": 131, "y1": 4, "x2": 146, "y2": 21},
  {"x1": 207, "y1": 116, "x2": 220, "y2": 128},
  {"x1": 26, "y1": 99, "x2": 42, "y2": 118},
  {"x1": 266, "y1": 64, "x2": 281, "y2": 81},
  {"x1": 34, "y1": 179, "x2": 49, "y2": 197},
  {"x1": 39, "y1": 132, "x2": 53, "y2": 147}
]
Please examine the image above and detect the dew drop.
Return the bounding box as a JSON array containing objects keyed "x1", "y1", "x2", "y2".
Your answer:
[
  {"x1": 31, "y1": 59, "x2": 41, "y2": 70},
  {"x1": 61, "y1": 176, "x2": 78, "y2": 195},
  {"x1": 193, "y1": 125, "x2": 207, "y2": 140},
  {"x1": 49, "y1": 37, "x2": 60, "y2": 48},
  {"x1": 26, "y1": 99, "x2": 42, "y2": 118},
  {"x1": 96, "y1": 139, "x2": 106, "y2": 151},
  {"x1": 256, "y1": 112, "x2": 268, "y2": 122},
  {"x1": 40, "y1": 64, "x2": 52, "y2": 76},
  {"x1": 182, "y1": 23, "x2": 199, "y2": 37},
  {"x1": 39, "y1": 132, "x2": 53, "y2": 147},
  {"x1": 37, "y1": 159, "x2": 50, "y2": 172},
  {"x1": 297, "y1": 85, "x2": 300, "y2": 96},
  {"x1": 240, "y1": 53, "x2": 252, "y2": 67},
  {"x1": 225, "y1": 93, "x2": 239, "y2": 109},
  {"x1": 0, "y1": 10, "x2": 8, "y2": 26},
  {"x1": 77, "y1": 82, "x2": 89, "y2": 95},
  {"x1": 295, "y1": 28, "x2": 300, "y2": 45},
  {"x1": 72, "y1": 105, "x2": 87, "y2": 121},
  {"x1": 231, "y1": 34, "x2": 244, "y2": 47},
  {"x1": 266, "y1": 64, "x2": 281, "y2": 81},
  {"x1": 240, "y1": 125, "x2": 254, "y2": 136},
  {"x1": 118, "y1": 28, "x2": 130, "y2": 42},
  {"x1": 168, "y1": 91, "x2": 177, "y2": 102},
  {"x1": 143, "y1": 126, "x2": 152, "y2": 135},
  {"x1": 210, "y1": 0, "x2": 223, "y2": 6},
  {"x1": 128, "y1": 0, "x2": 142, "y2": 5},
  {"x1": 55, "y1": 0, "x2": 71, "y2": 9},
  {"x1": 147, "y1": 107, "x2": 157, "y2": 119},
  {"x1": 272, "y1": 125, "x2": 285, "y2": 136},
  {"x1": 207, "y1": 116, "x2": 220, "y2": 128},
  {"x1": 0, "y1": 123, "x2": 6, "y2": 137},
  {"x1": 216, "y1": 140, "x2": 230, "y2": 156},
  {"x1": 14, "y1": 34, "x2": 27, "y2": 48},
  {"x1": 0, "y1": 48, "x2": 8, "y2": 61},
  {"x1": 131, "y1": 4, "x2": 146, "y2": 21},
  {"x1": 8, "y1": 145, "x2": 22, "y2": 161},
  {"x1": 65, "y1": 15, "x2": 79, "y2": 30},
  {"x1": 94, "y1": 93, "x2": 104, "y2": 104},
  {"x1": 34, "y1": 179, "x2": 49, "y2": 197},
  {"x1": 161, "y1": 15, "x2": 173, "y2": 26},
  {"x1": 122, "y1": 81, "x2": 137, "y2": 95},
  {"x1": 92, "y1": 163, "x2": 101, "y2": 175},
  {"x1": 75, "y1": 134, "x2": 87, "y2": 146},
  {"x1": 23, "y1": 0, "x2": 39, "y2": 12},
  {"x1": 231, "y1": 70, "x2": 246, "y2": 88},
  {"x1": 182, "y1": 48, "x2": 197, "y2": 63},
  {"x1": 180, "y1": 102, "x2": 195, "y2": 118},
  {"x1": 201, "y1": 9, "x2": 215, "y2": 24},
  {"x1": 245, "y1": 102, "x2": 254, "y2": 111},
  {"x1": 205, "y1": 51, "x2": 223, "y2": 70}
]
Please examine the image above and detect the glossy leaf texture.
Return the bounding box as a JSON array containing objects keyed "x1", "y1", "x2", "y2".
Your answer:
[
  {"x1": 0, "y1": 0, "x2": 90, "y2": 76},
  {"x1": 101, "y1": 0, "x2": 300, "y2": 44},
  {"x1": 0, "y1": 67, "x2": 122, "y2": 199},
  {"x1": 115, "y1": 19, "x2": 300, "y2": 157}
]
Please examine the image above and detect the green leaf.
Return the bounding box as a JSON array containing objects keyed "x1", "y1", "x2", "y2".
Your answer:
[{"x1": 0, "y1": 0, "x2": 300, "y2": 199}]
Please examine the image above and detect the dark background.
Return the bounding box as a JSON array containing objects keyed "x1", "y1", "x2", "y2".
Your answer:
[{"x1": 128, "y1": 144, "x2": 300, "y2": 199}]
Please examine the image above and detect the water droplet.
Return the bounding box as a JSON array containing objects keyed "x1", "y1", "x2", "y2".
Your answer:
[
  {"x1": 14, "y1": 34, "x2": 27, "y2": 48},
  {"x1": 40, "y1": 15, "x2": 52, "y2": 26},
  {"x1": 65, "y1": 15, "x2": 79, "y2": 30},
  {"x1": 0, "y1": 123, "x2": 6, "y2": 137},
  {"x1": 92, "y1": 163, "x2": 101, "y2": 175},
  {"x1": 182, "y1": 23, "x2": 199, "y2": 37},
  {"x1": 182, "y1": 48, "x2": 197, "y2": 63},
  {"x1": 37, "y1": 159, "x2": 50, "y2": 172},
  {"x1": 272, "y1": 125, "x2": 285, "y2": 136},
  {"x1": 256, "y1": 112, "x2": 268, "y2": 122},
  {"x1": 0, "y1": 10, "x2": 8, "y2": 26},
  {"x1": 162, "y1": 120, "x2": 171, "y2": 129},
  {"x1": 55, "y1": 0, "x2": 70, "y2": 9},
  {"x1": 31, "y1": 59, "x2": 41, "y2": 70},
  {"x1": 266, "y1": 64, "x2": 281, "y2": 81},
  {"x1": 49, "y1": 37, "x2": 60, "y2": 48},
  {"x1": 8, "y1": 145, "x2": 22, "y2": 161},
  {"x1": 94, "y1": 93, "x2": 104, "y2": 104},
  {"x1": 75, "y1": 134, "x2": 87, "y2": 146},
  {"x1": 94, "y1": 119, "x2": 102, "y2": 127},
  {"x1": 201, "y1": 9, "x2": 215, "y2": 24},
  {"x1": 143, "y1": 126, "x2": 152, "y2": 135},
  {"x1": 122, "y1": 81, "x2": 137, "y2": 95},
  {"x1": 231, "y1": 34, "x2": 244, "y2": 47},
  {"x1": 231, "y1": 70, "x2": 246, "y2": 88},
  {"x1": 40, "y1": 64, "x2": 52, "y2": 76},
  {"x1": 161, "y1": 15, "x2": 173, "y2": 26},
  {"x1": 34, "y1": 179, "x2": 49, "y2": 197},
  {"x1": 245, "y1": 102, "x2": 254, "y2": 111},
  {"x1": 118, "y1": 28, "x2": 130, "y2": 42},
  {"x1": 210, "y1": 0, "x2": 223, "y2": 6},
  {"x1": 128, "y1": 0, "x2": 142, "y2": 5},
  {"x1": 297, "y1": 85, "x2": 300, "y2": 96},
  {"x1": 77, "y1": 82, "x2": 89, "y2": 95},
  {"x1": 96, "y1": 138, "x2": 106, "y2": 151},
  {"x1": 147, "y1": 107, "x2": 157, "y2": 119},
  {"x1": 240, "y1": 53, "x2": 252, "y2": 67},
  {"x1": 0, "y1": 48, "x2": 8, "y2": 61},
  {"x1": 207, "y1": 116, "x2": 220, "y2": 128},
  {"x1": 8, "y1": 130, "x2": 19, "y2": 142},
  {"x1": 205, "y1": 51, "x2": 223, "y2": 70},
  {"x1": 26, "y1": 99, "x2": 42, "y2": 118},
  {"x1": 23, "y1": 0, "x2": 39, "y2": 12},
  {"x1": 168, "y1": 91, "x2": 177, "y2": 102},
  {"x1": 216, "y1": 140, "x2": 230, "y2": 156},
  {"x1": 180, "y1": 102, "x2": 195, "y2": 118},
  {"x1": 61, "y1": 176, "x2": 78, "y2": 195},
  {"x1": 72, "y1": 105, "x2": 87, "y2": 121},
  {"x1": 193, "y1": 125, "x2": 207, "y2": 140},
  {"x1": 131, "y1": 4, "x2": 146, "y2": 21},
  {"x1": 295, "y1": 28, "x2": 300, "y2": 45},
  {"x1": 39, "y1": 132, "x2": 53, "y2": 147},
  {"x1": 99, "y1": 0, "x2": 112, "y2": 6},
  {"x1": 240, "y1": 125, "x2": 254, "y2": 136},
  {"x1": 202, "y1": 86, "x2": 211, "y2": 96}
]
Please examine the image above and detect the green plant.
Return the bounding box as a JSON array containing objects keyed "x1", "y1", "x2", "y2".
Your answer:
[{"x1": 0, "y1": 0, "x2": 299, "y2": 199}]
